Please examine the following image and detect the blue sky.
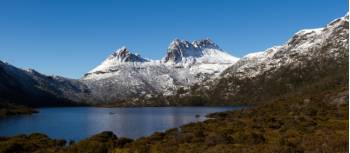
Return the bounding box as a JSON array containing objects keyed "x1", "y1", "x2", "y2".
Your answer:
[{"x1": 0, "y1": 0, "x2": 348, "y2": 78}]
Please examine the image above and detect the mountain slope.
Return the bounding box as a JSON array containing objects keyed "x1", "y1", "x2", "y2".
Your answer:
[
  {"x1": 164, "y1": 38, "x2": 238, "y2": 65},
  {"x1": 86, "y1": 47, "x2": 149, "y2": 75},
  {"x1": 0, "y1": 61, "x2": 89, "y2": 107},
  {"x1": 82, "y1": 39, "x2": 239, "y2": 103},
  {"x1": 163, "y1": 13, "x2": 349, "y2": 105}
]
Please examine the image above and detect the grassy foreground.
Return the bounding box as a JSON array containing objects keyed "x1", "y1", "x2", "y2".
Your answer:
[{"x1": 0, "y1": 87, "x2": 348, "y2": 153}]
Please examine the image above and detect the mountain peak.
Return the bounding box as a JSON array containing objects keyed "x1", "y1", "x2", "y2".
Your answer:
[
  {"x1": 192, "y1": 38, "x2": 220, "y2": 49},
  {"x1": 165, "y1": 39, "x2": 201, "y2": 63},
  {"x1": 163, "y1": 38, "x2": 238, "y2": 64},
  {"x1": 168, "y1": 39, "x2": 194, "y2": 51},
  {"x1": 85, "y1": 47, "x2": 148, "y2": 75},
  {"x1": 108, "y1": 47, "x2": 148, "y2": 63}
]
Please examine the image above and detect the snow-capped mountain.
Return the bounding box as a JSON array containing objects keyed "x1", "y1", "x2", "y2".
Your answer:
[
  {"x1": 187, "y1": 13, "x2": 349, "y2": 104},
  {"x1": 86, "y1": 47, "x2": 149, "y2": 76},
  {"x1": 82, "y1": 39, "x2": 239, "y2": 103},
  {"x1": 164, "y1": 38, "x2": 238, "y2": 65},
  {"x1": 222, "y1": 13, "x2": 348, "y2": 79}
]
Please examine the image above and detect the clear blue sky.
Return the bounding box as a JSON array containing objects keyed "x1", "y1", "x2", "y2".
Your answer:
[{"x1": 0, "y1": 0, "x2": 348, "y2": 78}]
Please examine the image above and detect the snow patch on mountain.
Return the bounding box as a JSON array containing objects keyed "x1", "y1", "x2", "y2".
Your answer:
[
  {"x1": 222, "y1": 12, "x2": 349, "y2": 79},
  {"x1": 87, "y1": 47, "x2": 148, "y2": 75},
  {"x1": 82, "y1": 38, "x2": 239, "y2": 103},
  {"x1": 163, "y1": 38, "x2": 239, "y2": 66}
]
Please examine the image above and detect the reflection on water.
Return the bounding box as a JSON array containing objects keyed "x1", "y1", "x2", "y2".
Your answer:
[{"x1": 0, "y1": 107, "x2": 242, "y2": 140}]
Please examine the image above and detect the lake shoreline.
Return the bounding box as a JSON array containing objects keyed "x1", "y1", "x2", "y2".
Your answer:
[
  {"x1": 0, "y1": 106, "x2": 240, "y2": 140},
  {"x1": 0, "y1": 87, "x2": 347, "y2": 153}
]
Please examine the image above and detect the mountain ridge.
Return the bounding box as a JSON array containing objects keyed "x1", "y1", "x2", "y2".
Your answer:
[
  {"x1": 81, "y1": 38, "x2": 239, "y2": 103},
  {"x1": 163, "y1": 12, "x2": 349, "y2": 106},
  {"x1": 0, "y1": 13, "x2": 348, "y2": 106}
]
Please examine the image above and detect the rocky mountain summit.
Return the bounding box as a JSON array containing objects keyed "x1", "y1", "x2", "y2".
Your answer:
[
  {"x1": 163, "y1": 38, "x2": 236, "y2": 65},
  {"x1": 176, "y1": 13, "x2": 349, "y2": 105},
  {"x1": 82, "y1": 39, "x2": 238, "y2": 103}
]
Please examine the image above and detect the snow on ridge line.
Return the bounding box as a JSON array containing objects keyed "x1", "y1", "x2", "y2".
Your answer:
[
  {"x1": 242, "y1": 51, "x2": 265, "y2": 59},
  {"x1": 224, "y1": 12, "x2": 349, "y2": 80},
  {"x1": 232, "y1": 13, "x2": 348, "y2": 65},
  {"x1": 296, "y1": 28, "x2": 324, "y2": 35},
  {"x1": 295, "y1": 12, "x2": 348, "y2": 37},
  {"x1": 242, "y1": 45, "x2": 282, "y2": 60},
  {"x1": 163, "y1": 38, "x2": 239, "y2": 64},
  {"x1": 86, "y1": 38, "x2": 240, "y2": 75}
]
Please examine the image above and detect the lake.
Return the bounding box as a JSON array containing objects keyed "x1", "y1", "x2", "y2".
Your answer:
[{"x1": 0, "y1": 107, "x2": 242, "y2": 140}]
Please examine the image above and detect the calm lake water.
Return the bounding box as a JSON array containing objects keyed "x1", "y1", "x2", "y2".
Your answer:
[{"x1": 0, "y1": 107, "x2": 242, "y2": 140}]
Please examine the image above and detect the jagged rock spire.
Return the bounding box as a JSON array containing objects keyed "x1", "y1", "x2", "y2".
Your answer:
[
  {"x1": 108, "y1": 47, "x2": 148, "y2": 63},
  {"x1": 163, "y1": 38, "x2": 222, "y2": 63}
]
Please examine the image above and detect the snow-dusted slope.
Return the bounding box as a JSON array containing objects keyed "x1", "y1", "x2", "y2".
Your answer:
[
  {"x1": 82, "y1": 39, "x2": 239, "y2": 103},
  {"x1": 0, "y1": 60, "x2": 89, "y2": 106},
  {"x1": 164, "y1": 39, "x2": 238, "y2": 65},
  {"x1": 222, "y1": 13, "x2": 349, "y2": 80},
  {"x1": 192, "y1": 13, "x2": 349, "y2": 104},
  {"x1": 87, "y1": 47, "x2": 149, "y2": 75}
]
